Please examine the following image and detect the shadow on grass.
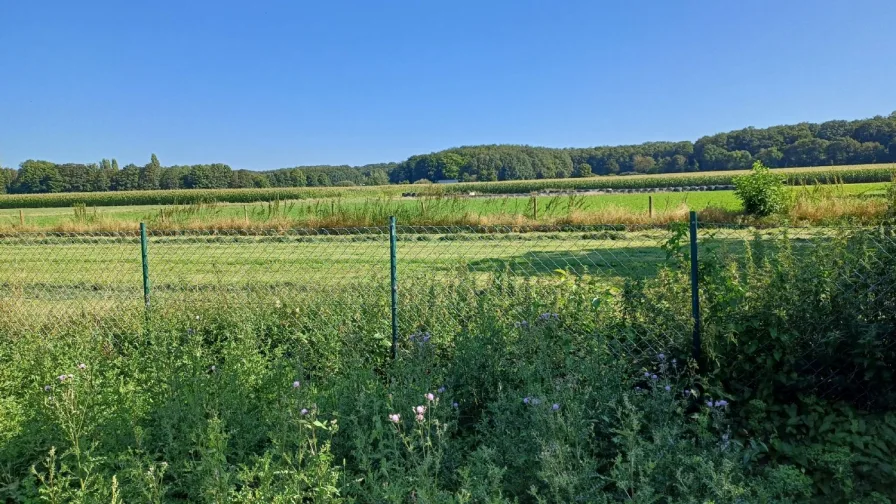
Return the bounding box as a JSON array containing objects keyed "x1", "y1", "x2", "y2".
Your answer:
[
  {"x1": 466, "y1": 245, "x2": 671, "y2": 279},
  {"x1": 462, "y1": 235, "x2": 823, "y2": 279}
]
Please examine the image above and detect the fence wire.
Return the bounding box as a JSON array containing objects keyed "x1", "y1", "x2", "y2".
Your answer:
[
  {"x1": 393, "y1": 225, "x2": 691, "y2": 361},
  {"x1": 1, "y1": 222, "x2": 893, "y2": 402},
  {"x1": 696, "y1": 224, "x2": 896, "y2": 405}
]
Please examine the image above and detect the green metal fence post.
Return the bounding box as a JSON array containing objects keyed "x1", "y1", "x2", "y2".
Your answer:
[
  {"x1": 688, "y1": 211, "x2": 701, "y2": 365},
  {"x1": 140, "y1": 223, "x2": 150, "y2": 309},
  {"x1": 389, "y1": 216, "x2": 398, "y2": 360}
]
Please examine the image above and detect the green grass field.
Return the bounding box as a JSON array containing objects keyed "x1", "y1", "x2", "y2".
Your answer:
[
  {"x1": 0, "y1": 231, "x2": 666, "y2": 288},
  {"x1": 0, "y1": 225, "x2": 836, "y2": 327},
  {"x1": 0, "y1": 228, "x2": 682, "y2": 334}
]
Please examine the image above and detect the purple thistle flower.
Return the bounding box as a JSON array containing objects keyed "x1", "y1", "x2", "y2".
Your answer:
[
  {"x1": 409, "y1": 331, "x2": 432, "y2": 344},
  {"x1": 300, "y1": 408, "x2": 309, "y2": 416},
  {"x1": 292, "y1": 380, "x2": 301, "y2": 389},
  {"x1": 706, "y1": 400, "x2": 713, "y2": 407},
  {"x1": 43, "y1": 385, "x2": 51, "y2": 392},
  {"x1": 77, "y1": 363, "x2": 86, "y2": 370},
  {"x1": 523, "y1": 397, "x2": 531, "y2": 404},
  {"x1": 437, "y1": 386, "x2": 445, "y2": 394},
  {"x1": 664, "y1": 385, "x2": 671, "y2": 391},
  {"x1": 57, "y1": 375, "x2": 67, "y2": 382},
  {"x1": 651, "y1": 374, "x2": 658, "y2": 380},
  {"x1": 452, "y1": 402, "x2": 458, "y2": 409},
  {"x1": 715, "y1": 400, "x2": 729, "y2": 407},
  {"x1": 644, "y1": 372, "x2": 650, "y2": 378},
  {"x1": 657, "y1": 353, "x2": 666, "y2": 361},
  {"x1": 551, "y1": 403, "x2": 560, "y2": 411},
  {"x1": 425, "y1": 393, "x2": 435, "y2": 402}
]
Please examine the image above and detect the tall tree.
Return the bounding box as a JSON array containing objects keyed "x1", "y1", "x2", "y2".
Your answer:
[
  {"x1": 56, "y1": 163, "x2": 92, "y2": 192},
  {"x1": 13, "y1": 160, "x2": 62, "y2": 193},
  {"x1": 139, "y1": 153, "x2": 161, "y2": 190},
  {"x1": 756, "y1": 147, "x2": 784, "y2": 167},
  {"x1": 366, "y1": 169, "x2": 389, "y2": 186},
  {"x1": 183, "y1": 163, "x2": 232, "y2": 189},
  {"x1": 632, "y1": 155, "x2": 656, "y2": 173},
  {"x1": 159, "y1": 166, "x2": 188, "y2": 189},
  {"x1": 0, "y1": 167, "x2": 17, "y2": 194},
  {"x1": 113, "y1": 164, "x2": 141, "y2": 191}
]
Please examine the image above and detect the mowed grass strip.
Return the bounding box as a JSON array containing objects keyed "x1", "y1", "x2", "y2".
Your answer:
[
  {"x1": 0, "y1": 226, "x2": 839, "y2": 293},
  {"x1": 0, "y1": 231, "x2": 674, "y2": 289}
]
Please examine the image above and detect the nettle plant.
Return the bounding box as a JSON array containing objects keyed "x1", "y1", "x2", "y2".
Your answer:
[{"x1": 733, "y1": 161, "x2": 788, "y2": 217}]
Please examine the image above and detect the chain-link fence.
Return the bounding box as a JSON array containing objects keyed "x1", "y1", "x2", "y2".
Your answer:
[
  {"x1": 1, "y1": 219, "x2": 894, "y2": 400},
  {"x1": 694, "y1": 223, "x2": 896, "y2": 405}
]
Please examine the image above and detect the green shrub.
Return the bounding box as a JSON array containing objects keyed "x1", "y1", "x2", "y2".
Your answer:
[
  {"x1": 734, "y1": 161, "x2": 788, "y2": 216},
  {"x1": 2, "y1": 228, "x2": 896, "y2": 502}
]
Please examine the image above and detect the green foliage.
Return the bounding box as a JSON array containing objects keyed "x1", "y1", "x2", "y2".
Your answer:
[
  {"x1": 12, "y1": 160, "x2": 62, "y2": 194},
  {"x1": 138, "y1": 154, "x2": 161, "y2": 190},
  {"x1": 112, "y1": 164, "x2": 141, "y2": 191},
  {"x1": 55, "y1": 164, "x2": 95, "y2": 193},
  {"x1": 697, "y1": 226, "x2": 896, "y2": 498},
  {"x1": 0, "y1": 167, "x2": 17, "y2": 194},
  {"x1": 734, "y1": 161, "x2": 788, "y2": 216},
  {"x1": 0, "y1": 228, "x2": 894, "y2": 502},
  {"x1": 183, "y1": 163, "x2": 233, "y2": 189},
  {"x1": 2, "y1": 166, "x2": 894, "y2": 209},
  {"x1": 5, "y1": 112, "x2": 896, "y2": 194}
]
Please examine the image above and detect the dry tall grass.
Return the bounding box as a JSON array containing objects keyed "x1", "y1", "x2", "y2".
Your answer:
[{"x1": 1, "y1": 186, "x2": 892, "y2": 233}]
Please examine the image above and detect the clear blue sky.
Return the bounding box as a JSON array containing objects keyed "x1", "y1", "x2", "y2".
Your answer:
[{"x1": 1, "y1": 0, "x2": 894, "y2": 170}]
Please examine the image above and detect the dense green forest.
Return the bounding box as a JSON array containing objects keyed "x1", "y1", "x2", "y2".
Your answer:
[{"x1": 2, "y1": 112, "x2": 895, "y2": 194}]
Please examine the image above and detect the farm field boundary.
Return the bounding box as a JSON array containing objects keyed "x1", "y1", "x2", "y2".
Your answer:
[{"x1": 1, "y1": 163, "x2": 893, "y2": 209}]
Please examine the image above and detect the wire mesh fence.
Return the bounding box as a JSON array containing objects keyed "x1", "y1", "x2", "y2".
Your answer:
[
  {"x1": 694, "y1": 224, "x2": 896, "y2": 405},
  {"x1": 393, "y1": 225, "x2": 693, "y2": 361},
  {"x1": 1, "y1": 220, "x2": 894, "y2": 401}
]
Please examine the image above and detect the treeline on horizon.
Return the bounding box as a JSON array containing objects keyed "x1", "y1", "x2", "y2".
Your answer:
[{"x1": 2, "y1": 112, "x2": 896, "y2": 195}]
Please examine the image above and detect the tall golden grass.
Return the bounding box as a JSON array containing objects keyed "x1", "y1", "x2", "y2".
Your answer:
[{"x1": 1, "y1": 183, "x2": 892, "y2": 233}]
